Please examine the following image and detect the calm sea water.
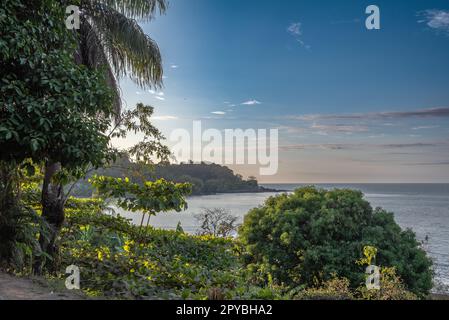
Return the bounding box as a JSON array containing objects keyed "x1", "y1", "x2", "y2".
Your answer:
[{"x1": 114, "y1": 183, "x2": 449, "y2": 292}]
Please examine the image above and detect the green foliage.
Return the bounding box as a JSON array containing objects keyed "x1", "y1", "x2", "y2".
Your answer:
[
  {"x1": 60, "y1": 199, "x2": 239, "y2": 299},
  {"x1": 296, "y1": 272, "x2": 417, "y2": 300},
  {"x1": 89, "y1": 175, "x2": 192, "y2": 216},
  {"x1": 238, "y1": 186, "x2": 433, "y2": 298},
  {"x1": 356, "y1": 267, "x2": 418, "y2": 300},
  {"x1": 0, "y1": 162, "x2": 50, "y2": 272},
  {"x1": 295, "y1": 277, "x2": 354, "y2": 300},
  {"x1": 0, "y1": 0, "x2": 114, "y2": 168}
]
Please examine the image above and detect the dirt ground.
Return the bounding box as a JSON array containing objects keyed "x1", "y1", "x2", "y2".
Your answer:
[{"x1": 0, "y1": 272, "x2": 82, "y2": 300}]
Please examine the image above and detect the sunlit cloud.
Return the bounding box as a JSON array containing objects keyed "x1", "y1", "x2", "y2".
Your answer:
[
  {"x1": 152, "y1": 115, "x2": 178, "y2": 121},
  {"x1": 149, "y1": 90, "x2": 164, "y2": 96},
  {"x1": 241, "y1": 99, "x2": 262, "y2": 106},
  {"x1": 211, "y1": 111, "x2": 226, "y2": 115},
  {"x1": 148, "y1": 90, "x2": 165, "y2": 101}
]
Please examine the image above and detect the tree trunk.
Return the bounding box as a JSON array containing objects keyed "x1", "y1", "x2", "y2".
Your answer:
[
  {"x1": 0, "y1": 162, "x2": 19, "y2": 266},
  {"x1": 33, "y1": 161, "x2": 65, "y2": 274}
]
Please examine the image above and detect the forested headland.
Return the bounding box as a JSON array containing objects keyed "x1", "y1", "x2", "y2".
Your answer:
[{"x1": 70, "y1": 156, "x2": 277, "y2": 197}]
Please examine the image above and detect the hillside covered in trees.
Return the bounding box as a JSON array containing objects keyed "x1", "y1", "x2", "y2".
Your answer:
[{"x1": 71, "y1": 156, "x2": 276, "y2": 197}]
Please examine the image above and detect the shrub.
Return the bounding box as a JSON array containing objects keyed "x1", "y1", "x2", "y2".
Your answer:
[
  {"x1": 238, "y1": 186, "x2": 433, "y2": 298},
  {"x1": 356, "y1": 267, "x2": 417, "y2": 300},
  {"x1": 60, "y1": 200, "x2": 243, "y2": 299},
  {"x1": 296, "y1": 277, "x2": 354, "y2": 300}
]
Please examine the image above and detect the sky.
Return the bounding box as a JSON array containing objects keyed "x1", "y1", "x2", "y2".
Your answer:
[{"x1": 117, "y1": 0, "x2": 449, "y2": 183}]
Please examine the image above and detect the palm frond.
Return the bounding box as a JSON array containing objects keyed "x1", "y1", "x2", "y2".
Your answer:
[
  {"x1": 83, "y1": 3, "x2": 164, "y2": 89},
  {"x1": 76, "y1": 16, "x2": 122, "y2": 118},
  {"x1": 82, "y1": 0, "x2": 168, "y2": 20}
]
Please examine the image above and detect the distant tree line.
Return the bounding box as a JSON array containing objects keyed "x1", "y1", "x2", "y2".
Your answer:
[{"x1": 70, "y1": 156, "x2": 274, "y2": 197}]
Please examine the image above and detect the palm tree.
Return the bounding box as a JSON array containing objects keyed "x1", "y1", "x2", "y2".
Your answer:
[
  {"x1": 76, "y1": 0, "x2": 167, "y2": 115},
  {"x1": 36, "y1": 0, "x2": 168, "y2": 273}
]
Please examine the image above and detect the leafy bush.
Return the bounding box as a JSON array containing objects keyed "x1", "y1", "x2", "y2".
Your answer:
[
  {"x1": 61, "y1": 199, "x2": 240, "y2": 299},
  {"x1": 296, "y1": 270, "x2": 417, "y2": 300},
  {"x1": 295, "y1": 277, "x2": 354, "y2": 300},
  {"x1": 238, "y1": 186, "x2": 433, "y2": 298},
  {"x1": 356, "y1": 267, "x2": 417, "y2": 300}
]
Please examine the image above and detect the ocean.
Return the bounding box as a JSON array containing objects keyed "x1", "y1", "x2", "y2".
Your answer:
[{"x1": 114, "y1": 183, "x2": 449, "y2": 292}]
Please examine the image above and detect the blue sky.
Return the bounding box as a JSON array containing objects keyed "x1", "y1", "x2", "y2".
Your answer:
[{"x1": 118, "y1": 0, "x2": 449, "y2": 183}]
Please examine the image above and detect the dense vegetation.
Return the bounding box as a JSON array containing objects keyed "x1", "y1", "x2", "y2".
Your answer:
[
  {"x1": 0, "y1": 0, "x2": 435, "y2": 301},
  {"x1": 55, "y1": 190, "x2": 423, "y2": 300},
  {"x1": 70, "y1": 156, "x2": 273, "y2": 197},
  {"x1": 0, "y1": 0, "x2": 184, "y2": 273},
  {"x1": 239, "y1": 187, "x2": 433, "y2": 298}
]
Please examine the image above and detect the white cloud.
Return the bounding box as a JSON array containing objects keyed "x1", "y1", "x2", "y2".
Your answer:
[
  {"x1": 148, "y1": 90, "x2": 165, "y2": 101},
  {"x1": 241, "y1": 99, "x2": 262, "y2": 106},
  {"x1": 170, "y1": 64, "x2": 179, "y2": 69},
  {"x1": 211, "y1": 111, "x2": 226, "y2": 115},
  {"x1": 287, "y1": 22, "x2": 302, "y2": 36},
  {"x1": 311, "y1": 123, "x2": 369, "y2": 133},
  {"x1": 148, "y1": 90, "x2": 164, "y2": 96},
  {"x1": 412, "y1": 125, "x2": 440, "y2": 130},
  {"x1": 418, "y1": 9, "x2": 449, "y2": 33},
  {"x1": 152, "y1": 116, "x2": 178, "y2": 121},
  {"x1": 287, "y1": 22, "x2": 311, "y2": 49}
]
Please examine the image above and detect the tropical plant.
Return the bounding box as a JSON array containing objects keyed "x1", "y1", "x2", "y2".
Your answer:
[
  {"x1": 89, "y1": 175, "x2": 192, "y2": 228},
  {"x1": 0, "y1": 0, "x2": 116, "y2": 272},
  {"x1": 238, "y1": 186, "x2": 433, "y2": 298},
  {"x1": 37, "y1": 0, "x2": 169, "y2": 268}
]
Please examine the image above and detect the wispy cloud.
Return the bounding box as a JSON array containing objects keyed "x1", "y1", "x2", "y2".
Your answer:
[
  {"x1": 152, "y1": 115, "x2": 178, "y2": 121},
  {"x1": 311, "y1": 123, "x2": 369, "y2": 133},
  {"x1": 148, "y1": 90, "x2": 165, "y2": 101},
  {"x1": 412, "y1": 125, "x2": 440, "y2": 130},
  {"x1": 418, "y1": 9, "x2": 449, "y2": 34},
  {"x1": 405, "y1": 161, "x2": 449, "y2": 166},
  {"x1": 170, "y1": 64, "x2": 179, "y2": 69},
  {"x1": 242, "y1": 99, "x2": 262, "y2": 106},
  {"x1": 288, "y1": 107, "x2": 449, "y2": 121},
  {"x1": 211, "y1": 111, "x2": 226, "y2": 115},
  {"x1": 279, "y1": 141, "x2": 445, "y2": 152},
  {"x1": 149, "y1": 90, "x2": 164, "y2": 96},
  {"x1": 287, "y1": 22, "x2": 311, "y2": 49}
]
